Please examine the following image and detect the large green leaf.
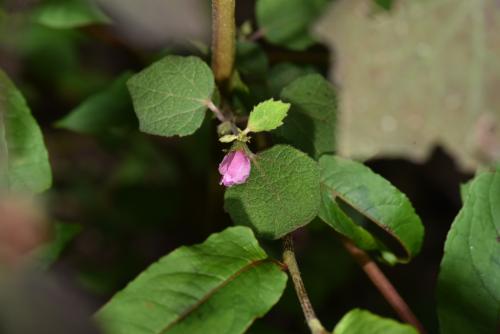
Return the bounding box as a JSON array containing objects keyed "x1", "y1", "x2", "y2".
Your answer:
[
  {"x1": 319, "y1": 155, "x2": 424, "y2": 263},
  {"x1": 96, "y1": 226, "x2": 287, "y2": 334},
  {"x1": 274, "y1": 74, "x2": 336, "y2": 159},
  {"x1": 56, "y1": 72, "x2": 136, "y2": 135},
  {"x1": 333, "y1": 309, "x2": 418, "y2": 334},
  {"x1": 0, "y1": 69, "x2": 52, "y2": 193},
  {"x1": 33, "y1": 0, "x2": 111, "y2": 29},
  {"x1": 256, "y1": 0, "x2": 330, "y2": 50},
  {"x1": 225, "y1": 145, "x2": 320, "y2": 239},
  {"x1": 314, "y1": 0, "x2": 500, "y2": 170},
  {"x1": 127, "y1": 56, "x2": 215, "y2": 137},
  {"x1": 437, "y1": 170, "x2": 500, "y2": 334}
]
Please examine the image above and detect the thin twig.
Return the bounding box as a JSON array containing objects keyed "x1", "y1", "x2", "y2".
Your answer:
[
  {"x1": 340, "y1": 237, "x2": 427, "y2": 334},
  {"x1": 205, "y1": 100, "x2": 226, "y2": 123},
  {"x1": 211, "y1": 0, "x2": 235, "y2": 87},
  {"x1": 247, "y1": 28, "x2": 265, "y2": 42},
  {"x1": 283, "y1": 234, "x2": 329, "y2": 334},
  {"x1": 205, "y1": 101, "x2": 239, "y2": 135}
]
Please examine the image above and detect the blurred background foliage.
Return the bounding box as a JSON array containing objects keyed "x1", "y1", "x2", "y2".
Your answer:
[{"x1": 0, "y1": 0, "x2": 474, "y2": 333}]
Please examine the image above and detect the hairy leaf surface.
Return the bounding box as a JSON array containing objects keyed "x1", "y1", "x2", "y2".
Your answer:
[{"x1": 225, "y1": 145, "x2": 320, "y2": 239}]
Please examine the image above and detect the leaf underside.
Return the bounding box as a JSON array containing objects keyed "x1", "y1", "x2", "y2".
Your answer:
[
  {"x1": 315, "y1": 0, "x2": 500, "y2": 170},
  {"x1": 318, "y1": 155, "x2": 424, "y2": 263}
]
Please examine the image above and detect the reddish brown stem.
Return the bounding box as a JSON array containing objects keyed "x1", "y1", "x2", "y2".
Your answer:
[{"x1": 340, "y1": 237, "x2": 426, "y2": 334}]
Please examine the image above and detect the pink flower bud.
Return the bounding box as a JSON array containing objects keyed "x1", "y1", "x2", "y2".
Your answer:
[{"x1": 218, "y1": 150, "x2": 251, "y2": 187}]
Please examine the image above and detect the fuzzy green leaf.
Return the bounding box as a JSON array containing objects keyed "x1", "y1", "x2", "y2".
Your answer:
[
  {"x1": 274, "y1": 74, "x2": 336, "y2": 159},
  {"x1": 0, "y1": 69, "x2": 52, "y2": 193},
  {"x1": 33, "y1": 0, "x2": 111, "y2": 29},
  {"x1": 95, "y1": 226, "x2": 287, "y2": 334},
  {"x1": 319, "y1": 155, "x2": 424, "y2": 263},
  {"x1": 56, "y1": 72, "x2": 135, "y2": 134},
  {"x1": 127, "y1": 56, "x2": 215, "y2": 137},
  {"x1": 256, "y1": 0, "x2": 330, "y2": 50},
  {"x1": 247, "y1": 99, "x2": 290, "y2": 133},
  {"x1": 333, "y1": 309, "x2": 418, "y2": 334},
  {"x1": 437, "y1": 170, "x2": 500, "y2": 334},
  {"x1": 225, "y1": 145, "x2": 320, "y2": 239}
]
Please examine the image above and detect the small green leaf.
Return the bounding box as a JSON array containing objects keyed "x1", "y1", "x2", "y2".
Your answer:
[
  {"x1": 95, "y1": 226, "x2": 287, "y2": 334},
  {"x1": 127, "y1": 56, "x2": 215, "y2": 137},
  {"x1": 32, "y1": 0, "x2": 111, "y2": 29},
  {"x1": 56, "y1": 72, "x2": 135, "y2": 134},
  {"x1": 319, "y1": 155, "x2": 424, "y2": 263},
  {"x1": 219, "y1": 134, "x2": 238, "y2": 143},
  {"x1": 275, "y1": 74, "x2": 336, "y2": 159},
  {"x1": 333, "y1": 309, "x2": 418, "y2": 334},
  {"x1": 437, "y1": 170, "x2": 500, "y2": 334},
  {"x1": 35, "y1": 223, "x2": 82, "y2": 270},
  {"x1": 225, "y1": 145, "x2": 320, "y2": 239},
  {"x1": 246, "y1": 99, "x2": 290, "y2": 133},
  {"x1": 256, "y1": 0, "x2": 330, "y2": 50},
  {"x1": 0, "y1": 69, "x2": 52, "y2": 193}
]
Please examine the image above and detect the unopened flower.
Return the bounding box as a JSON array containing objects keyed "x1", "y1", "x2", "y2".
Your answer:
[{"x1": 218, "y1": 150, "x2": 251, "y2": 187}]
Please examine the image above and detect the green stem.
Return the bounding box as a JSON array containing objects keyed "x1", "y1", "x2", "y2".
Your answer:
[
  {"x1": 211, "y1": 0, "x2": 236, "y2": 87},
  {"x1": 283, "y1": 234, "x2": 329, "y2": 334}
]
